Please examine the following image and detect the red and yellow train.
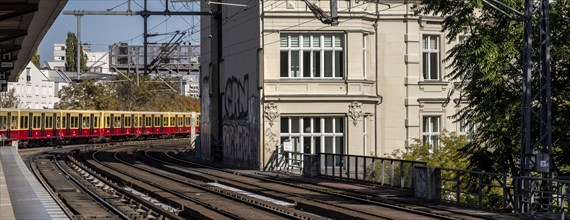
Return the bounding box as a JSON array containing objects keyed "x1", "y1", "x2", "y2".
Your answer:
[{"x1": 0, "y1": 109, "x2": 200, "y2": 147}]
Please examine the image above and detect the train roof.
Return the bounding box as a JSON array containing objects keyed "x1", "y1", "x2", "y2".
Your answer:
[{"x1": 0, "y1": 109, "x2": 199, "y2": 115}]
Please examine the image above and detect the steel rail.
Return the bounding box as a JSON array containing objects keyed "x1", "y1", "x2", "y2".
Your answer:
[
  {"x1": 52, "y1": 153, "x2": 131, "y2": 220},
  {"x1": 160, "y1": 149, "x2": 459, "y2": 220},
  {"x1": 109, "y1": 149, "x2": 312, "y2": 220},
  {"x1": 27, "y1": 151, "x2": 75, "y2": 219},
  {"x1": 143, "y1": 149, "x2": 396, "y2": 220},
  {"x1": 90, "y1": 148, "x2": 246, "y2": 220},
  {"x1": 69, "y1": 148, "x2": 186, "y2": 220}
]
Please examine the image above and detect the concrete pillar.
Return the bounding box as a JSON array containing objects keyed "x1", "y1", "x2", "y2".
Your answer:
[
  {"x1": 412, "y1": 166, "x2": 441, "y2": 200},
  {"x1": 303, "y1": 154, "x2": 320, "y2": 177}
]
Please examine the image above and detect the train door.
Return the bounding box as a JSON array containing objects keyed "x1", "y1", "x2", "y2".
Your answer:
[
  {"x1": 160, "y1": 114, "x2": 164, "y2": 133},
  {"x1": 52, "y1": 113, "x2": 57, "y2": 137},
  {"x1": 182, "y1": 115, "x2": 186, "y2": 132},
  {"x1": 151, "y1": 114, "x2": 155, "y2": 132},
  {"x1": 28, "y1": 112, "x2": 33, "y2": 138},
  {"x1": 130, "y1": 114, "x2": 133, "y2": 134},
  {"x1": 0, "y1": 112, "x2": 7, "y2": 140},
  {"x1": 78, "y1": 113, "x2": 83, "y2": 135},
  {"x1": 109, "y1": 113, "x2": 114, "y2": 134},
  {"x1": 90, "y1": 114, "x2": 95, "y2": 135},
  {"x1": 44, "y1": 114, "x2": 53, "y2": 138},
  {"x1": 41, "y1": 113, "x2": 45, "y2": 137},
  {"x1": 6, "y1": 112, "x2": 11, "y2": 139},
  {"x1": 65, "y1": 113, "x2": 70, "y2": 136},
  {"x1": 140, "y1": 114, "x2": 146, "y2": 133},
  {"x1": 121, "y1": 114, "x2": 125, "y2": 134}
]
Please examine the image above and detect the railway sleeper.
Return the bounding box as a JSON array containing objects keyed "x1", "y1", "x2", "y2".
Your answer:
[{"x1": 67, "y1": 154, "x2": 183, "y2": 220}]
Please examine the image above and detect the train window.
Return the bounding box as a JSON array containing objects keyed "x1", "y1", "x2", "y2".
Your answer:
[
  {"x1": 154, "y1": 117, "x2": 159, "y2": 127},
  {"x1": 163, "y1": 116, "x2": 168, "y2": 126},
  {"x1": 145, "y1": 117, "x2": 151, "y2": 127},
  {"x1": 178, "y1": 117, "x2": 183, "y2": 126},
  {"x1": 10, "y1": 116, "x2": 17, "y2": 129},
  {"x1": 170, "y1": 117, "x2": 174, "y2": 126},
  {"x1": 93, "y1": 117, "x2": 99, "y2": 128},
  {"x1": 71, "y1": 116, "x2": 79, "y2": 128},
  {"x1": 82, "y1": 117, "x2": 90, "y2": 127},
  {"x1": 186, "y1": 117, "x2": 191, "y2": 126},
  {"x1": 62, "y1": 117, "x2": 67, "y2": 128},
  {"x1": 125, "y1": 117, "x2": 131, "y2": 127},
  {"x1": 114, "y1": 117, "x2": 121, "y2": 127},
  {"x1": 20, "y1": 116, "x2": 28, "y2": 129},
  {"x1": 46, "y1": 116, "x2": 53, "y2": 128},
  {"x1": 35, "y1": 116, "x2": 41, "y2": 129},
  {"x1": 133, "y1": 117, "x2": 138, "y2": 127},
  {"x1": 0, "y1": 116, "x2": 6, "y2": 130}
]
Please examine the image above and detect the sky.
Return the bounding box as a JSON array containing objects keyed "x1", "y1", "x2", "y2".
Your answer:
[{"x1": 38, "y1": 0, "x2": 202, "y2": 63}]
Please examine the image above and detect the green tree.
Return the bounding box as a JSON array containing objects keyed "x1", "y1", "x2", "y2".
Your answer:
[
  {"x1": 55, "y1": 79, "x2": 117, "y2": 110},
  {"x1": 0, "y1": 88, "x2": 20, "y2": 108},
  {"x1": 31, "y1": 50, "x2": 40, "y2": 69},
  {"x1": 65, "y1": 32, "x2": 88, "y2": 72},
  {"x1": 55, "y1": 74, "x2": 200, "y2": 112},
  {"x1": 414, "y1": 0, "x2": 570, "y2": 176},
  {"x1": 391, "y1": 132, "x2": 469, "y2": 169}
]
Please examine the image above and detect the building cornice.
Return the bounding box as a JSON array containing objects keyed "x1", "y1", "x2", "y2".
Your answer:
[{"x1": 264, "y1": 95, "x2": 381, "y2": 103}]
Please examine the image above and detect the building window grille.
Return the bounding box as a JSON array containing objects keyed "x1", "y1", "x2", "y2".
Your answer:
[
  {"x1": 423, "y1": 35, "x2": 440, "y2": 80},
  {"x1": 280, "y1": 34, "x2": 344, "y2": 78},
  {"x1": 422, "y1": 116, "x2": 440, "y2": 150}
]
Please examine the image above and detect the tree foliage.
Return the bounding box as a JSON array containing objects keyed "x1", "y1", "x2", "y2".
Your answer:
[
  {"x1": 65, "y1": 32, "x2": 88, "y2": 72},
  {"x1": 55, "y1": 73, "x2": 200, "y2": 112},
  {"x1": 414, "y1": 0, "x2": 570, "y2": 176},
  {"x1": 391, "y1": 132, "x2": 470, "y2": 170},
  {"x1": 31, "y1": 50, "x2": 40, "y2": 69},
  {"x1": 0, "y1": 88, "x2": 19, "y2": 108}
]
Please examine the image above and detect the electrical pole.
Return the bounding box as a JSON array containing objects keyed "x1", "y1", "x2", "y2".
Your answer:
[
  {"x1": 482, "y1": 0, "x2": 552, "y2": 214},
  {"x1": 75, "y1": 14, "x2": 82, "y2": 80},
  {"x1": 63, "y1": 0, "x2": 210, "y2": 76}
]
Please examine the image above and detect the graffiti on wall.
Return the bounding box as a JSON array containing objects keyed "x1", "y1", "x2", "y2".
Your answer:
[{"x1": 222, "y1": 73, "x2": 260, "y2": 169}]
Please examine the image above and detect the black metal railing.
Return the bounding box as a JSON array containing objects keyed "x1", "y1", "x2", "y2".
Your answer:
[{"x1": 320, "y1": 153, "x2": 426, "y2": 189}]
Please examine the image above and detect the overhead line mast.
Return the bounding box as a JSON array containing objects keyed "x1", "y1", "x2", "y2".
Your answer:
[
  {"x1": 481, "y1": 0, "x2": 552, "y2": 214},
  {"x1": 63, "y1": 0, "x2": 210, "y2": 77}
]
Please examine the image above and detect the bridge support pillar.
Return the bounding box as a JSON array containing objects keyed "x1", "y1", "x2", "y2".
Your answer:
[
  {"x1": 412, "y1": 166, "x2": 440, "y2": 200},
  {"x1": 303, "y1": 154, "x2": 320, "y2": 177}
]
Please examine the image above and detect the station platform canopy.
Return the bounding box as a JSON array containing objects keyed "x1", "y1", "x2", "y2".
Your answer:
[{"x1": 0, "y1": 0, "x2": 68, "y2": 89}]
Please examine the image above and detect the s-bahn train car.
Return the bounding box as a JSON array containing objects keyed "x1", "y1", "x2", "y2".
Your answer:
[{"x1": 0, "y1": 109, "x2": 200, "y2": 147}]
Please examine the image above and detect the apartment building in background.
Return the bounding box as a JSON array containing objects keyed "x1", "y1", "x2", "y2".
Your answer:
[
  {"x1": 7, "y1": 62, "x2": 71, "y2": 109},
  {"x1": 46, "y1": 43, "x2": 111, "y2": 74},
  {"x1": 200, "y1": 0, "x2": 467, "y2": 170}
]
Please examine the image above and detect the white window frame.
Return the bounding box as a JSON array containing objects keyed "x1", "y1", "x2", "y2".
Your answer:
[
  {"x1": 422, "y1": 116, "x2": 441, "y2": 150},
  {"x1": 280, "y1": 34, "x2": 344, "y2": 79},
  {"x1": 423, "y1": 35, "x2": 440, "y2": 81},
  {"x1": 280, "y1": 116, "x2": 345, "y2": 167}
]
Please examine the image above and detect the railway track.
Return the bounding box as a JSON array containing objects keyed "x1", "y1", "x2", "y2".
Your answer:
[
  {"x1": 28, "y1": 141, "x2": 193, "y2": 220},
  {"x1": 81, "y1": 145, "x2": 321, "y2": 219},
  {"x1": 29, "y1": 141, "x2": 519, "y2": 220},
  {"x1": 29, "y1": 148, "x2": 126, "y2": 219},
  {"x1": 136, "y1": 146, "x2": 475, "y2": 220}
]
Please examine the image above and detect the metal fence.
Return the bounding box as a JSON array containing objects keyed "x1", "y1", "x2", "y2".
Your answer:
[
  {"x1": 319, "y1": 153, "x2": 426, "y2": 189},
  {"x1": 418, "y1": 166, "x2": 569, "y2": 217},
  {"x1": 280, "y1": 151, "x2": 304, "y2": 174},
  {"x1": 437, "y1": 167, "x2": 515, "y2": 210}
]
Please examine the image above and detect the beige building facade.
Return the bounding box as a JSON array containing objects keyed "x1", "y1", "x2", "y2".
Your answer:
[{"x1": 200, "y1": 0, "x2": 466, "y2": 170}]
